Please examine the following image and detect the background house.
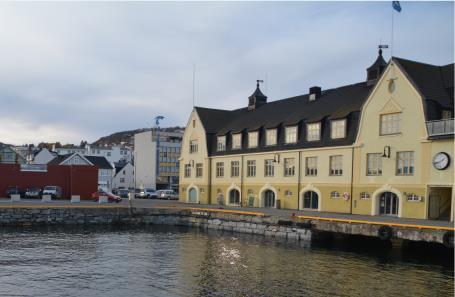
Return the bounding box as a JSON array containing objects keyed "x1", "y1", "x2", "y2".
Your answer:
[
  {"x1": 32, "y1": 148, "x2": 57, "y2": 165},
  {"x1": 113, "y1": 161, "x2": 134, "y2": 190},
  {"x1": 49, "y1": 153, "x2": 114, "y2": 191},
  {"x1": 0, "y1": 144, "x2": 26, "y2": 164}
]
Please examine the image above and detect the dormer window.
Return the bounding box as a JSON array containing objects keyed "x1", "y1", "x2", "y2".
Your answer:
[
  {"x1": 307, "y1": 122, "x2": 321, "y2": 141},
  {"x1": 266, "y1": 129, "x2": 277, "y2": 146},
  {"x1": 285, "y1": 126, "x2": 298, "y2": 144},
  {"x1": 248, "y1": 131, "x2": 258, "y2": 148},
  {"x1": 217, "y1": 136, "x2": 226, "y2": 151},
  {"x1": 331, "y1": 119, "x2": 346, "y2": 139},
  {"x1": 232, "y1": 134, "x2": 242, "y2": 149}
]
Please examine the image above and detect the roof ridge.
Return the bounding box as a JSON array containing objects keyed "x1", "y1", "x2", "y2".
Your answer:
[{"x1": 393, "y1": 56, "x2": 451, "y2": 68}]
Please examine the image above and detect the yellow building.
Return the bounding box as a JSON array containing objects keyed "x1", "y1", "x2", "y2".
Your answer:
[{"x1": 179, "y1": 50, "x2": 454, "y2": 221}]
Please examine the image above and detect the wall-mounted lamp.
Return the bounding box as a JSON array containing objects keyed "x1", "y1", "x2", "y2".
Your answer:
[
  {"x1": 382, "y1": 146, "x2": 391, "y2": 158},
  {"x1": 273, "y1": 153, "x2": 280, "y2": 163}
]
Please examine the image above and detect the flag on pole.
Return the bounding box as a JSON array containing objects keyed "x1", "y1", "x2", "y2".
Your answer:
[{"x1": 392, "y1": 1, "x2": 402, "y2": 12}]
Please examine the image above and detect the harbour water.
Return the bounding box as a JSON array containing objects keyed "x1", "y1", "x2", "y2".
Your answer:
[{"x1": 0, "y1": 226, "x2": 452, "y2": 297}]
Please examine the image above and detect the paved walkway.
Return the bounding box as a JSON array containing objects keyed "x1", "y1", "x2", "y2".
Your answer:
[{"x1": 1, "y1": 197, "x2": 453, "y2": 229}]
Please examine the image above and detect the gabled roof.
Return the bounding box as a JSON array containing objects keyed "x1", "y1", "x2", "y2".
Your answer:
[
  {"x1": 393, "y1": 57, "x2": 454, "y2": 120},
  {"x1": 114, "y1": 161, "x2": 132, "y2": 176},
  {"x1": 48, "y1": 153, "x2": 113, "y2": 169},
  {"x1": 85, "y1": 156, "x2": 114, "y2": 169}
]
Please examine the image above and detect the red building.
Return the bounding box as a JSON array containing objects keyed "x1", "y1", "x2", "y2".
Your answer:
[{"x1": 0, "y1": 164, "x2": 97, "y2": 199}]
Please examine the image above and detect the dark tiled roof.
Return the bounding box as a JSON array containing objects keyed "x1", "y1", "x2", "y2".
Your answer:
[
  {"x1": 48, "y1": 154, "x2": 71, "y2": 165},
  {"x1": 85, "y1": 156, "x2": 113, "y2": 169},
  {"x1": 197, "y1": 82, "x2": 373, "y2": 156},
  {"x1": 393, "y1": 57, "x2": 454, "y2": 121},
  {"x1": 48, "y1": 154, "x2": 113, "y2": 169}
]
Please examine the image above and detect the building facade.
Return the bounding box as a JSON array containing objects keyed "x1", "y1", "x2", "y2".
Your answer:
[
  {"x1": 49, "y1": 153, "x2": 114, "y2": 191},
  {"x1": 113, "y1": 162, "x2": 135, "y2": 190},
  {"x1": 179, "y1": 51, "x2": 454, "y2": 221},
  {"x1": 52, "y1": 144, "x2": 132, "y2": 164},
  {"x1": 0, "y1": 144, "x2": 26, "y2": 164},
  {"x1": 134, "y1": 130, "x2": 182, "y2": 191}
]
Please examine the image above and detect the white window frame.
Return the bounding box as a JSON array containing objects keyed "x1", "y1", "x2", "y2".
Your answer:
[
  {"x1": 247, "y1": 160, "x2": 256, "y2": 177},
  {"x1": 329, "y1": 155, "x2": 343, "y2": 176},
  {"x1": 184, "y1": 164, "x2": 191, "y2": 178},
  {"x1": 216, "y1": 162, "x2": 224, "y2": 178},
  {"x1": 367, "y1": 153, "x2": 382, "y2": 176},
  {"x1": 231, "y1": 161, "x2": 240, "y2": 177},
  {"x1": 380, "y1": 113, "x2": 401, "y2": 135},
  {"x1": 190, "y1": 140, "x2": 198, "y2": 154},
  {"x1": 284, "y1": 158, "x2": 295, "y2": 177},
  {"x1": 264, "y1": 159, "x2": 275, "y2": 177},
  {"x1": 330, "y1": 119, "x2": 346, "y2": 139},
  {"x1": 331, "y1": 191, "x2": 340, "y2": 199},
  {"x1": 232, "y1": 134, "x2": 242, "y2": 150},
  {"x1": 360, "y1": 192, "x2": 370, "y2": 200},
  {"x1": 196, "y1": 163, "x2": 203, "y2": 178},
  {"x1": 307, "y1": 122, "x2": 321, "y2": 141},
  {"x1": 397, "y1": 151, "x2": 414, "y2": 176},
  {"x1": 266, "y1": 129, "x2": 277, "y2": 146},
  {"x1": 285, "y1": 126, "x2": 298, "y2": 144},
  {"x1": 217, "y1": 136, "x2": 226, "y2": 151},
  {"x1": 305, "y1": 157, "x2": 318, "y2": 176},
  {"x1": 248, "y1": 131, "x2": 258, "y2": 148}
]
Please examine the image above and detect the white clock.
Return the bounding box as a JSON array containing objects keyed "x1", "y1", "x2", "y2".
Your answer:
[{"x1": 432, "y1": 152, "x2": 450, "y2": 170}]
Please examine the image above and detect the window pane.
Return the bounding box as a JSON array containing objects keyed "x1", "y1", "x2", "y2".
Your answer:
[
  {"x1": 307, "y1": 123, "x2": 320, "y2": 141},
  {"x1": 285, "y1": 126, "x2": 298, "y2": 143},
  {"x1": 331, "y1": 120, "x2": 346, "y2": 139}
]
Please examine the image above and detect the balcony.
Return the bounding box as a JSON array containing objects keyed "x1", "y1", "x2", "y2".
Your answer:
[{"x1": 426, "y1": 118, "x2": 454, "y2": 137}]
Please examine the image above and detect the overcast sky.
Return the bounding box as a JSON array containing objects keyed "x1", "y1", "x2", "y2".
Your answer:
[{"x1": 0, "y1": 1, "x2": 453, "y2": 145}]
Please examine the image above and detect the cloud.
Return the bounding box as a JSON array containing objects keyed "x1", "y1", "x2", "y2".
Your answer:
[{"x1": 0, "y1": 2, "x2": 452, "y2": 144}]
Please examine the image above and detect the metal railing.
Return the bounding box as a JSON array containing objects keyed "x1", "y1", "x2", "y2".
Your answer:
[
  {"x1": 20, "y1": 164, "x2": 47, "y2": 172},
  {"x1": 426, "y1": 118, "x2": 454, "y2": 136}
]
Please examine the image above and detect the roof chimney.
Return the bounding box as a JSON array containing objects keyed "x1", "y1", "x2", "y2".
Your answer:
[{"x1": 309, "y1": 86, "x2": 321, "y2": 101}]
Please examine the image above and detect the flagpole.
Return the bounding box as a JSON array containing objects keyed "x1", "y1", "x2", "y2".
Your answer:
[{"x1": 391, "y1": 6, "x2": 394, "y2": 57}]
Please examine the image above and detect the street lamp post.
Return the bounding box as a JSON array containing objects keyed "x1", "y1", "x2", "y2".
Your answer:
[{"x1": 154, "y1": 116, "x2": 164, "y2": 190}]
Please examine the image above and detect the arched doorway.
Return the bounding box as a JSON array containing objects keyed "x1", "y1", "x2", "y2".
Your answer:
[
  {"x1": 188, "y1": 187, "x2": 198, "y2": 203},
  {"x1": 379, "y1": 192, "x2": 399, "y2": 216},
  {"x1": 263, "y1": 190, "x2": 275, "y2": 208},
  {"x1": 303, "y1": 191, "x2": 318, "y2": 210},
  {"x1": 229, "y1": 189, "x2": 240, "y2": 205}
]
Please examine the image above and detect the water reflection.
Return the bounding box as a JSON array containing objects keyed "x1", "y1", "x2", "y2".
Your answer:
[{"x1": 0, "y1": 226, "x2": 452, "y2": 297}]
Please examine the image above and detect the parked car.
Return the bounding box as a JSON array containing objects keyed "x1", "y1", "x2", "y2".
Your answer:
[
  {"x1": 92, "y1": 190, "x2": 121, "y2": 203},
  {"x1": 6, "y1": 186, "x2": 24, "y2": 198},
  {"x1": 42, "y1": 186, "x2": 62, "y2": 199},
  {"x1": 117, "y1": 189, "x2": 130, "y2": 199},
  {"x1": 157, "y1": 189, "x2": 178, "y2": 200},
  {"x1": 25, "y1": 187, "x2": 42, "y2": 199},
  {"x1": 145, "y1": 188, "x2": 157, "y2": 199},
  {"x1": 135, "y1": 189, "x2": 146, "y2": 198}
]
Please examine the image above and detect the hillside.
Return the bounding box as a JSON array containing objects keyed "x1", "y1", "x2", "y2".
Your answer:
[{"x1": 92, "y1": 126, "x2": 184, "y2": 146}]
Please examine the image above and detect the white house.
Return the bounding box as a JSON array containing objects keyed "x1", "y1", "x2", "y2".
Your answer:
[
  {"x1": 113, "y1": 162, "x2": 134, "y2": 190},
  {"x1": 52, "y1": 144, "x2": 132, "y2": 164}
]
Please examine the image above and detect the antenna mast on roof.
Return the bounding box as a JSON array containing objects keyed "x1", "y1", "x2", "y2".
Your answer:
[{"x1": 192, "y1": 64, "x2": 196, "y2": 107}]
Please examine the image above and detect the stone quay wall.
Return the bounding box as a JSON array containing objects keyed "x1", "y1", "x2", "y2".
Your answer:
[{"x1": 0, "y1": 207, "x2": 312, "y2": 242}]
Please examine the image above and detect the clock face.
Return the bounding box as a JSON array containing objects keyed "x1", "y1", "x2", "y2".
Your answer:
[{"x1": 432, "y1": 152, "x2": 450, "y2": 170}]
